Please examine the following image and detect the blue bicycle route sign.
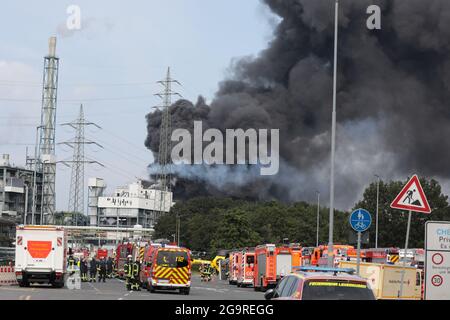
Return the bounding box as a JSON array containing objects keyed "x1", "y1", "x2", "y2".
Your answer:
[{"x1": 349, "y1": 208, "x2": 372, "y2": 233}]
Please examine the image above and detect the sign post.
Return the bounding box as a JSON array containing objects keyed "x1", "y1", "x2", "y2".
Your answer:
[
  {"x1": 390, "y1": 174, "x2": 431, "y2": 299},
  {"x1": 424, "y1": 221, "x2": 450, "y2": 300},
  {"x1": 349, "y1": 209, "x2": 372, "y2": 275}
]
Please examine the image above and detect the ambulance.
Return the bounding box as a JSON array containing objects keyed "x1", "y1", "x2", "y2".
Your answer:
[
  {"x1": 140, "y1": 244, "x2": 192, "y2": 295},
  {"x1": 14, "y1": 225, "x2": 67, "y2": 288}
]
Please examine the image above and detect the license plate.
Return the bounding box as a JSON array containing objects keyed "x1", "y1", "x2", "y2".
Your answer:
[{"x1": 158, "y1": 279, "x2": 169, "y2": 284}]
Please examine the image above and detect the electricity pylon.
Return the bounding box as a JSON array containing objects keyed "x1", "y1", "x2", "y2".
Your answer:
[{"x1": 59, "y1": 105, "x2": 103, "y2": 225}]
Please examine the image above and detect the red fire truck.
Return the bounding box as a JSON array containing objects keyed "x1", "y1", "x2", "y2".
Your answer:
[
  {"x1": 236, "y1": 248, "x2": 255, "y2": 287},
  {"x1": 96, "y1": 248, "x2": 108, "y2": 260},
  {"x1": 228, "y1": 250, "x2": 241, "y2": 285},
  {"x1": 253, "y1": 244, "x2": 293, "y2": 292},
  {"x1": 115, "y1": 243, "x2": 135, "y2": 278}
]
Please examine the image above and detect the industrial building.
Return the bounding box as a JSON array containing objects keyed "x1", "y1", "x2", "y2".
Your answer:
[
  {"x1": 0, "y1": 154, "x2": 43, "y2": 225},
  {"x1": 88, "y1": 178, "x2": 173, "y2": 229}
]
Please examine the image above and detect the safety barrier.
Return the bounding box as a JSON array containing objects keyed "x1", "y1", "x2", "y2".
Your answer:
[{"x1": 0, "y1": 266, "x2": 17, "y2": 285}]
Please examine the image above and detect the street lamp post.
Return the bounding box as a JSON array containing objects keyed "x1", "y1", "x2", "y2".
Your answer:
[
  {"x1": 316, "y1": 191, "x2": 320, "y2": 247},
  {"x1": 328, "y1": 0, "x2": 339, "y2": 268},
  {"x1": 374, "y1": 174, "x2": 380, "y2": 248},
  {"x1": 24, "y1": 184, "x2": 29, "y2": 225}
]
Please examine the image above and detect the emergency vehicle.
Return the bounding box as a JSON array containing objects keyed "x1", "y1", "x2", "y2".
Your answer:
[
  {"x1": 253, "y1": 244, "x2": 294, "y2": 291},
  {"x1": 228, "y1": 250, "x2": 240, "y2": 285},
  {"x1": 236, "y1": 248, "x2": 255, "y2": 287},
  {"x1": 140, "y1": 244, "x2": 191, "y2": 295},
  {"x1": 96, "y1": 248, "x2": 108, "y2": 260},
  {"x1": 115, "y1": 242, "x2": 135, "y2": 278},
  {"x1": 363, "y1": 248, "x2": 399, "y2": 264},
  {"x1": 310, "y1": 245, "x2": 357, "y2": 266},
  {"x1": 14, "y1": 225, "x2": 67, "y2": 288},
  {"x1": 339, "y1": 261, "x2": 422, "y2": 299}
]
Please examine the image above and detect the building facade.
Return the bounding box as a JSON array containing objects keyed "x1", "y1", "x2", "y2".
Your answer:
[
  {"x1": 0, "y1": 154, "x2": 43, "y2": 225},
  {"x1": 88, "y1": 178, "x2": 173, "y2": 229}
]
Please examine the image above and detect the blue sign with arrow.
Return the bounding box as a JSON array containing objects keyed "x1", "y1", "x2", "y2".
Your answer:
[{"x1": 349, "y1": 208, "x2": 372, "y2": 233}]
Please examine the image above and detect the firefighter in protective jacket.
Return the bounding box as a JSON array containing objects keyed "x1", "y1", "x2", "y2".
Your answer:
[{"x1": 124, "y1": 255, "x2": 140, "y2": 291}]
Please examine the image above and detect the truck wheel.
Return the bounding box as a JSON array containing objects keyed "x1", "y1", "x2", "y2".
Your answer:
[
  {"x1": 147, "y1": 284, "x2": 155, "y2": 293},
  {"x1": 180, "y1": 288, "x2": 190, "y2": 295},
  {"x1": 260, "y1": 278, "x2": 266, "y2": 292}
]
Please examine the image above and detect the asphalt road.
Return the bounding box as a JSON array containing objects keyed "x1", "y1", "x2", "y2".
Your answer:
[{"x1": 0, "y1": 275, "x2": 264, "y2": 300}]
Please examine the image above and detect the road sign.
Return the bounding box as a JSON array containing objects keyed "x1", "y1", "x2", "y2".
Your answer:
[
  {"x1": 349, "y1": 209, "x2": 371, "y2": 275},
  {"x1": 390, "y1": 175, "x2": 431, "y2": 213},
  {"x1": 349, "y1": 209, "x2": 372, "y2": 232},
  {"x1": 424, "y1": 221, "x2": 450, "y2": 300}
]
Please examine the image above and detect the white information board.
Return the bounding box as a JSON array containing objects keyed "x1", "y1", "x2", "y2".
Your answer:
[{"x1": 424, "y1": 221, "x2": 450, "y2": 300}]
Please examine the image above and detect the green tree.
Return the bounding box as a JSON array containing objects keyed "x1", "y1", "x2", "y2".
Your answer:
[{"x1": 210, "y1": 209, "x2": 261, "y2": 252}]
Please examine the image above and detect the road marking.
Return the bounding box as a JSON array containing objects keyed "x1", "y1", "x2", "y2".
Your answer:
[
  {"x1": 118, "y1": 298, "x2": 123, "y2": 300},
  {"x1": 25, "y1": 295, "x2": 31, "y2": 300}
]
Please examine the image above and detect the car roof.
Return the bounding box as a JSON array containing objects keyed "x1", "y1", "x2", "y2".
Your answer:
[{"x1": 289, "y1": 271, "x2": 368, "y2": 283}]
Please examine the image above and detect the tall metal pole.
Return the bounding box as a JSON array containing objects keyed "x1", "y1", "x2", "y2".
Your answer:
[
  {"x1": 316, "y1": 191, "x2": 320, "y2": 247},
  {"x1": 356, "y1": 232, "x2": 361, "y2": 275},
  {"x1": 328, "y1": 0, "x2": 339, "y2": 268},
  {"x1": 24, "y1": 184, "x2": 28, "y2": 225},
  {"x1": 32, "y1": 125, "x2": 41, "y2": 225},
  {"x1": 399, "y1": 210, "x2": 412, "y2": 299},
  {"x1": 375, "y1": 174, "x2": 380, "y2": 248}
]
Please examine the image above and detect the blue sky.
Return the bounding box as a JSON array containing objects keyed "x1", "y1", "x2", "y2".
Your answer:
[{"x1": 0, "y1": 0, "x2": 277, "y2": 211}]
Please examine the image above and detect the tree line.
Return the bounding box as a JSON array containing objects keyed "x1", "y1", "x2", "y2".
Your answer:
[{"x1": 154, "y1": 177, "x2": 450, "y2": 257}]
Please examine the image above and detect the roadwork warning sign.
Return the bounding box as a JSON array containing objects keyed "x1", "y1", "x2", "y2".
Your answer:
[
  {"x1": 425, "y1": 221, "x2": 450, "y2": 300},
  {"x1": 390, "y1": 175, "x2": 431, "y2": 213}
]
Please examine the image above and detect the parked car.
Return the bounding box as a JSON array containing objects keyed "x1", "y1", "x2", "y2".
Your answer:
[{"x1": 264, "y1": 267, "x2": 376, "y2": 300}]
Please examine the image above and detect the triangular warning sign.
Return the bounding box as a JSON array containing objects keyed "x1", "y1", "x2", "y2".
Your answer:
[{"x1": 390, "y1": 175, "x2": 431, "y2": 213}]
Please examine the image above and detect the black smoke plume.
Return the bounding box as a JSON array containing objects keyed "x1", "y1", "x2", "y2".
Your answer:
[{"x1": 145, "y1": 0, "x2": 450, "y2": 209}]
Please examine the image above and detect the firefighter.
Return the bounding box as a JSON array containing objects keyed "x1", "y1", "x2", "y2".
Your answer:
[
  {"x1": 67, "y1": 255, "x2": 76, "y2": 272},
  {"x1": 106, "y1": 257, "x2": 113, "y2": 278},
  {"x1": 124, "y1": 255, "x2": 141, "y2": 291},
  {"x1": 80, "y1": 257, "x2": 88, "y2": 282},
  {"x1": 89, "y1": 257, "x2": 98, "y2": 282},
  {"x1": 98, "y1": 256, "x2": 107, "y2": 283}
]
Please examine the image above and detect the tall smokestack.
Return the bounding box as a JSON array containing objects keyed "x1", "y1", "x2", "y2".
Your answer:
[{"x1": 48, "y1": 36, "x2": 56, "y2": 57}]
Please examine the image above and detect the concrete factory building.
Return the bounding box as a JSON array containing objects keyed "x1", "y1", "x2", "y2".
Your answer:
[
  {"x1": 0, "y1": 154, "x2": 43, "y2": 224},
  {"x1": 88, "y1": 178, "x2": 173, "y2": 229}
]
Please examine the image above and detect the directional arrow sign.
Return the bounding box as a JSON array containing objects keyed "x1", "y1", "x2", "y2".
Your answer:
[{"x1": 390, "y1": 174, "x2": 431, "y2": 213}]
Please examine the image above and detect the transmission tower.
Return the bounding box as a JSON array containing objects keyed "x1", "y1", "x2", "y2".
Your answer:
[
  {"x1": 154, "y1": 67, "x2": 181, "y2": 214},
  {"x1": 60, "y1": 105, "x2": 104, "y2": 225},
  {"x1": 38, "y1": 37, "x2": 59, "y2": 224}
]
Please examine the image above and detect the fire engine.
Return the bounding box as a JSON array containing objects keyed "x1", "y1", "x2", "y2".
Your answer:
[
  {"x1": 363, "y1": 248, "x2": 399, "y2": 264},
  {"x1": 310, "y1": 245, "x2": 357, "y2": 266},
  {"x1": 140, "y1": 244, "x2": 191, "y2": 295},
  {"x1": 253, "y1": 244, "x2": 294, "y2": 291},
  {"x1": 228, "y1": 250, "x2": 241, "y2": 285},
  {"x1": 96, "y1": 248, "x2": 108, "y2": 260},
  {"x1": 236, "y1": 248, "x2": 255, "y2": 287},
  {"x1": 115, "y1": 242, "x2": 135, "y2": 278}
]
